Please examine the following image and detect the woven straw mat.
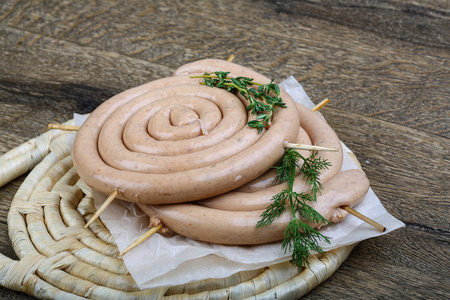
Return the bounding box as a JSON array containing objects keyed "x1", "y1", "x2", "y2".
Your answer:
[{"x1": 0, "y1": 125, "x2": 357, "y2": 299}]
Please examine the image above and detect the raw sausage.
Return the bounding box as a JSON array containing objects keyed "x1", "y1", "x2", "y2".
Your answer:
[
  {"x1": 72, "y1": 60, "x2": 300, "y2": 204},
  {"x1": 138, "y1": 169, "x2": 370, "y2": 245}
]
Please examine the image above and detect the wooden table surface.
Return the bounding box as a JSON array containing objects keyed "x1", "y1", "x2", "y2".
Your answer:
[{"x1": 0, "y1": 0, "x2": 448, "y2": 299}]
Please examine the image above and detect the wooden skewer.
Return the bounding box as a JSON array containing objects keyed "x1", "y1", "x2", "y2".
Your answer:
[
  {"x1": 84, "y1": 190, "x2": 119, "y2": 228},
  {"x1": 285, "y1": 143, "x2": 338, "y2": 152},
  {"x1": 48, "y1": 124, "x2": 80, "y2": 131},
  {"x1": 310, "y1": 99, "x2": 385, "y2": 232},
  {"x1": 343, "y1": 206, "x2": 386, "y2": 232},
  {"x1": 292, "y1": 98, "x2": 385, "y2": 231},
  {"x1": 119, "y1": 224, "x2": 163, "y2": 256},
  {"x1": 312, "y1": 98, "x2": 330, "y2": 112},
  {"x1": 226, "y1": 54, "x2": 236, "y2": 62}
]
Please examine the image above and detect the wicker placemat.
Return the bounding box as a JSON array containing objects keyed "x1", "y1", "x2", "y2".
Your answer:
[{"x1": 0, "y1": 128, "x2": 356, "y2": 299}]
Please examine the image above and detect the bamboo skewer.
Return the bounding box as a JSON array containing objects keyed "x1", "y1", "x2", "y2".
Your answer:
[
  {"x1": 84, "y1": 190, "x2": 119, "y2": 228},
  {"x1": 285, "y1": 143, "x2": 338, "y2": 152},
  {"x1": 227, "y1": 54, "x2": 236, "y2": 62},
  {"x1": 46, "y1": 123, "x2": 123, "y2": 230},
  {"x1": 48, "y1": 124, "x2": 80, "y2": 131},
  {"x1": 47, "y1": 123, "x2": 121, "y2": 230},
  {"x1": 300, "y1": 98, "x2": 386, "y2": 232},
  {"x1": 312, "y1": 98, "x2": 330, "y2": 112},
  {"x1": 343, "y1": 206, "x2": 386, "y2": 232},
  {"x1": 119, "y1": 224, "x2": 163, "y2": 256},
  {"x1": 287, "y1": 96, "x2": 335, "y2": 153}
]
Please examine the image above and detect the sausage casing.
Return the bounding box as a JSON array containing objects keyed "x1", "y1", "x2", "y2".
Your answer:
[
  {"x1": 139, "y1": 169, "x2": 370, "y2": 245},
  {"x1": 73, "y1": 60, "x2": 300, "y2": 204}
]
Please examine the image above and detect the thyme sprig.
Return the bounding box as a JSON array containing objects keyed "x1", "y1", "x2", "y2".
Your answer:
[
  {"x1": 193, "y1": 71, "x2": 286, "y2": 133},
  {"x1": 257, "y1": 149, "x2": 332, "y2": 268}
]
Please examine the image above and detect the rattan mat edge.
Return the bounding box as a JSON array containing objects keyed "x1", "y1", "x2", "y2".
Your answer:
[{"x1": 0, "y1": 128, "x2": 356, "y2": 299}]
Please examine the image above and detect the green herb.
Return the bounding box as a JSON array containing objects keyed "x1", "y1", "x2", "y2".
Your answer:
[
  {"x1": 193, "y1": 71, "x2": 286, "y2": 133},
  {"x1": 257, "y1": 149, "x2": 332, "y2": 268},
  {"x1": 194, "y1": 70, "x2": 331, "y2": 267}
]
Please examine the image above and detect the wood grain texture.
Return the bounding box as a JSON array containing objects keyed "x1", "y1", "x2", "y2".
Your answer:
[
  {"x1": 0, "y1": 0, "x2": 448, "y2": 299},
  {"x1": 262, "y1": 0, "x2": 450, "y2": 49}
]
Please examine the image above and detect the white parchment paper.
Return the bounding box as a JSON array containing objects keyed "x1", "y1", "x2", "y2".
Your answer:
[{"x1": 71, "y1": 76, "x2": 404, "y2": 289}]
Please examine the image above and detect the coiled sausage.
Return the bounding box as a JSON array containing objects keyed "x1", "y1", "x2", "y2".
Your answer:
[{"x1": 72, "y1": 60, "x2": 300, "y2": 204}]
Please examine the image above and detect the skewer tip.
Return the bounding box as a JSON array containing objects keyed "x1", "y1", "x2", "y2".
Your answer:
[
  {"x1": 119, "y1": 224, "x2": 163, "y2": 256},
  {"x1": 84, "y1": 190, "x2": 119, "y2": 229},
  {"x1": 343, "y1": 206, "x2": 386, "y2": 232},
  {"x1": 226, "y1": 54, "x2": 236, "y2": 62},
  {"x1": 312, "y1": 98, "x2": 330, "y2": 112},
  {"x1": 285, "y1": 143, "x2": 338, "y2": 152},
  {"x1": 48, "y1": 124, "x2": 80, "y2": 131}
]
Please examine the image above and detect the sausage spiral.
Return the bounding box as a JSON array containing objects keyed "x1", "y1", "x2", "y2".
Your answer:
[{"x1": 72, "y1": 60, "x2": 300, "y2": 204}]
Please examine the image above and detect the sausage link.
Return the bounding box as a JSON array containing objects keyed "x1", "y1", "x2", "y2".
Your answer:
[{"x1": 138, "y1": 169, "x2": 370, "y2": 245}]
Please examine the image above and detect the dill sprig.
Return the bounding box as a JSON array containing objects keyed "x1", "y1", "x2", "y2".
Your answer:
[
  {"x1": 194, "y1": 70, "x2": 332, "y2": 267},
  {"x1": 257, "y1": 149, "x2": 332, "y2": 268},
  {"x1": 193, "y1": 71, "x2": 286, "y2": 133}
]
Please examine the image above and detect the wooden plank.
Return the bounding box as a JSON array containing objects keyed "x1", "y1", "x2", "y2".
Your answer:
[
  {"x1": 1, "y1": 2, "x2": 448, "y2": 137},
  {"x1": 261, "y1": 0, "x2": 450, "y2": 49},
  {"x1": 322, "y1": 107, "x2": 449, "y2": 230},
  {"x1": 0, "y1": 0, "x2": 448, "y2": 298},
  {"x1": 0, "y1": 78, "x2": 115, "y2": 151},
  {"x1": 306, "y1": 229, "x2": 450, "y2": 298}
]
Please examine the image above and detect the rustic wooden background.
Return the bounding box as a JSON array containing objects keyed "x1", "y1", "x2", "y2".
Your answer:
[{"x1": 0, "y1": 0, "x2": 448, "y2": 299}]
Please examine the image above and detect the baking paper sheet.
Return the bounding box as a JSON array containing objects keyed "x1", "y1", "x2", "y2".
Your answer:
[{"x1": 71, "y1": 76, "x2": 404, "y2": 289}]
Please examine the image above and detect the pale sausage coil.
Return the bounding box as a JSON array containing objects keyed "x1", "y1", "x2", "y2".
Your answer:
[
  {"x1": 74, "y1": 58, "x2": 369, "y2": 245},
  {"x1": 72, "y1": 59, "x2": 300, "y2": 204}
]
